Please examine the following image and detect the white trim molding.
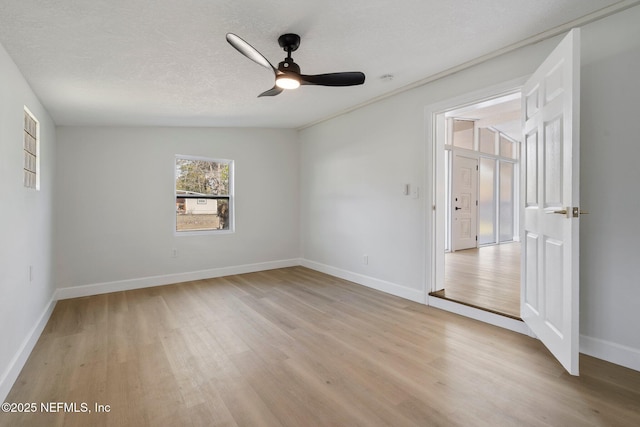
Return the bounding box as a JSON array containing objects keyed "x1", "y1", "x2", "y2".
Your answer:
[
  {"x1": 0, "y1": 297, "x2": 57, "y2": 403},
  {"x1": 56, "y1": 259, "x2": 301, "y2": 300},
  {"x1": 580, "y1": 335, "x2": 640, "y2": 372},
  {"x1": 427, "y1": 295, "x2": 530, "y2": 335},
  {"x1": 300, "y1": 259, "x2": 424, "y2": 303}
]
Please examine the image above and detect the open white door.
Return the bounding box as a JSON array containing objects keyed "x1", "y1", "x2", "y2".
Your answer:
[{"x1": 521, "y1": 29, "x2": 581, "y2": 375}]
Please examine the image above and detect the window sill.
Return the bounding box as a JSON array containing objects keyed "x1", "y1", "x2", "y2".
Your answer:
[{"x1": 174, "y1": 229, "x2": 235, "y2": 237}]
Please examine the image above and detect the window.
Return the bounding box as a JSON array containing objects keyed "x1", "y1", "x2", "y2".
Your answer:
[
  {"x1": 23, "y1": 108, "x2": 39, "y2": 189},
  {"x1": 478, "y1": 157, "x2": 496, "y2": 245},
  {"x1": 451, "y1": 119, "x2": 475, "y2": 150},
  {"x1": 175, "y1": 156, "x2": 233, "y2": 233},
  {"x1": 479, "y1": 127, "x2": 497, "y2": 155},
  {"x1": 500, "y1": 135, "x2": 516, "y2": 159},
  {"x1": 499, "y1": 162, "x2": 515, "y2": 242}
]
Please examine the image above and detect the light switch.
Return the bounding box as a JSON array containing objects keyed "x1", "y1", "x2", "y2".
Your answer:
[{"x1": 411, "y1": 186, "x2": 419, "y2": 199}]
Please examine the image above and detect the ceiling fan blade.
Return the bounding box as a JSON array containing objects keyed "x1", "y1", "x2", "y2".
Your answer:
[
  {"x1": 258, "y1": 86, "x2": 284, "y2": 97},
  {"x1": 300, "y1": 72, "x2": 365, "y2": 87},
  {"x1": 226, "y1": 33, "x2": 276, "y2": 73}
]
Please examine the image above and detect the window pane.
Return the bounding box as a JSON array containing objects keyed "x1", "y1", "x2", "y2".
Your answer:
[
  {"x1": 479, "y1": 158, "x2": 496, "y2": 245},
  {"x1": 23, "y1": 109, "x2": 38, "y2": 189},
  {"x1": 500, "y1": 135, "x2": 515, "y2": 159},
  {"x1": 452, "y1": 119, "x2": 474, "y2": 150},
  {"x1": 176, "y1": 159, "x2": 229, "y2": 195},
  {"x1": 479, "y1": 128, "x2": 496, "y2": 155},
  {"x1": 499, "y1": 162, "x2": 514, "y2": 242},
  {"x1": 176, "y1": 198, "x2": 229, "y2": 231},
  {"x1": 175, "y1": 157, "x2": 232, "y2": 232}
]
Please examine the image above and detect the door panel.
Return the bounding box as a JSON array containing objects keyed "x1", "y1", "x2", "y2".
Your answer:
[
  {"x1": 521, "y1": 29, "x2": 580, "y2": 375},
  {"x1": 544, "y1": 117, "x2": 563, "y2": 207},
  {"x1": 525, "y1": 132, "x2": 538, "y2": 206},
  {"x1": 524, "y1": 232, "x2": 539, "y2": 311}
]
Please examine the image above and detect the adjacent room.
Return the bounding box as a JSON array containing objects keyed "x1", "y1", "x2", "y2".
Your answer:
[
  {"x1": 431, "y1": 93, "x2": 523, "y2": 318},
  {"x1": 1, "y1": 1, "x2": 640, "y2": 426}
]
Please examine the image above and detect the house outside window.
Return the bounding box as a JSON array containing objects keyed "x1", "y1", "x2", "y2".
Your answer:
[{"x1": 175, "y1": 155, "x2": 233, "y2": 233}]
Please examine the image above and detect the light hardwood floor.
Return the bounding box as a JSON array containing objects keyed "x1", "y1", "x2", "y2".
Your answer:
[
  {"x1": 2, "y1": 267, "x2": 639, "y2": 426},
  {"x1": 438, "y1": 242, "x2": 521, "y2": 318}
]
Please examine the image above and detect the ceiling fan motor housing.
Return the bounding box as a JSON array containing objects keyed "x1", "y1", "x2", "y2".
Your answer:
[
  {"x1": 278, "y1": 33, "x2": 301, "y2": 52},
  {"x1": 278, "y1": 58, "x2": 300, "y2": 74}
]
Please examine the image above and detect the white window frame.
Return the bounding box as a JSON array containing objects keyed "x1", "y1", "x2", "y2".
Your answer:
[{"x1": 174, "y1": 155, "x2": 234, "y2": 235}]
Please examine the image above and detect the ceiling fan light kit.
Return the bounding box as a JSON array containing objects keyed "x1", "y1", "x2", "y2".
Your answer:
[
  {"x1": 226, "y1": 32, "x2": 365, "y2": 97},
  {"x1": 275, "y1": 74, "x2": 300, "y2": 89}
]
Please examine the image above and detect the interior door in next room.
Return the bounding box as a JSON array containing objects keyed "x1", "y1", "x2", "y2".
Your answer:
[{"x1": 452, "y1": 154, "x2": 478, "y2": 251}]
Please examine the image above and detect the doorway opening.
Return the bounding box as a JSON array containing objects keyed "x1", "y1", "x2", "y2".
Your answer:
[
  {"x1": 427, "y1": 30, "x2": 579, "y2": 373},
  {"x1": 430, "y1": 92, "x2": 522, "y2": 319}
]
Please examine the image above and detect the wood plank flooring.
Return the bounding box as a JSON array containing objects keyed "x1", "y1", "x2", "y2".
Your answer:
[
  {"x1": 2, "y1": 266, "x2": 640, "y2": 426},
  {"x1": 439, "y1": 243, "x2": 521, "y2": 318}
]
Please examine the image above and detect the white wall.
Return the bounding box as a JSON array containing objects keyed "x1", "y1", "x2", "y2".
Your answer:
[
  {"x1": 299, "y1": 96, "x2": 429, "y2": 301},
  {"x1": 579, "y1": 7, "x2": 640, "y2": 358},
  {"x1": 299, "y1": 38, "x2": 556, "y2": 302},
  {"x1": 0, "y1": 43, "x2": 57, "y2": 400},
  {"x1": 54, "y1": 127, "x2": 299, "y2": 295},
  {"x1": 300, "y1": 6, "x2": 640, "y2": 368}
]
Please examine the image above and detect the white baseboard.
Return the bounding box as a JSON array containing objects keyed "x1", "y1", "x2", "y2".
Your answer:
[
  {"x1": 427, "y1": 295, "x2": 530, "y2": 335},
  {"x1": 0, "y1": 296, "x2": 57, "y2": 403},
  {"x1": 300, "y1": 259, "x2": 424, "y2": 303},
  {"x1": 428, "y1": 296, "x2": 640, "y2": 372},
  {"x1": 580, "y1": 334, "x2": 640, "y2": 372},
  {"x1": 56, "y1": 258, "x2": 301, "y2": 300}
]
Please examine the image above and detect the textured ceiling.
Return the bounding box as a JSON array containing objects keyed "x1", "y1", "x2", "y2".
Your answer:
[{"x1": 0, "y1": 0, "x2": 631, "y2": 128}]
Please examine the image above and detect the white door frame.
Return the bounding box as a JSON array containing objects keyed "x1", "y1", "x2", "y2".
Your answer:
[{"x1": 424, "y1": 77, "x2": 529, "y2": 334}]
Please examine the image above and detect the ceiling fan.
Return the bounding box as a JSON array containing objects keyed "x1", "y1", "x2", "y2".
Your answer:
[{"x1": 226, "y1": 33, "x2": 366, "y2": 97}]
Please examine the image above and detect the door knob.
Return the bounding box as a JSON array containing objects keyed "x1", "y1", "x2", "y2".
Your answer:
[
  {"x1": 546, "y1": 208, "x2": 569, "y2": 218},
  {"x1": 455, "y1": 207, "x2": 462, "y2": 210},
  {"x1": 546, "y1": 207, "x2": 589, "y2": 217}
]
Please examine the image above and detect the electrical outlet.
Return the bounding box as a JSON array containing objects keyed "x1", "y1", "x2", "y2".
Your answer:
[
  {"x1": 363, "y1": 255, "x2": 369, "y2": 265},
  {"x1": 28, "y1": 265, "x2": 33, "y2": 282},
  {"x1": 172, "y1": 248, "x2": 178, "y2": 258}
]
